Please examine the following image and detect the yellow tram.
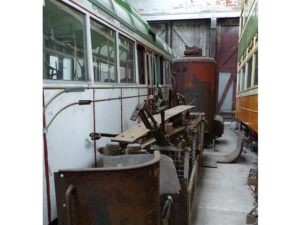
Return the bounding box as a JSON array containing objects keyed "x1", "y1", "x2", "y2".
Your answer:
[{"x1": 236, "y1": 0, "x2": 258, "y2": 141}]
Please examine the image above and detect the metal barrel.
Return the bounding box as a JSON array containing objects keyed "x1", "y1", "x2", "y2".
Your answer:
[
  {"x1": 173, "y1": 57, "x2": 217, "y2": 135},
  {"x1": 54, "y1": 151, "x2": 161, "y2": 225}
]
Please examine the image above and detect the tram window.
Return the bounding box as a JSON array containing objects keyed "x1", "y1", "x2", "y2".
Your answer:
[
  {"x1": 160, "y1": 57, "x2": 164, "y2": 85},
  {"x1": 146, "y1": 54, "x2": 151, "y2": 85},
  {"x1": 236, "y1": 71, "x2": 240, "y2": 93},
  {"x1": 152, "y1": 56, "x2": 157, "y2": 85},
  {"x1": 240, "y1": 66, "x2": 245, "y2": 91},
  {"x1": 165, "y1": 59, "x2": 171, "y2": 84},
  {"x1": 90, "y1": 20, "x2": 116, "y2": 83},
  {"x1": 43, "y1": 0, "x2": 86, "y2": 81},
  {"x1": 254, "y1": 52, "x2": 258, "y2": 86},
  {"x1": 247, "y1": 57, "x2": 253, "y2": 89},
  {"x1": 119, "y1": 35, "x2": 136, "y2": 83},
  {"x1": 137, "y1": 45, "x2": 145, "y2": 84}
]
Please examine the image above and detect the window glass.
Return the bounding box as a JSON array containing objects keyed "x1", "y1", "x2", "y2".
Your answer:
[
  {"x1": 146, "y1": 54, "x2": 151, "y2": 85},
  {"x1": 91, "y1": 19, "x2": 116, "y2": 82},
  {"x1": 119, "y1": 35, "x2": 136, "y2": 83},
  {"x1": 43, "y1": 0, "x2": 86, "y2": 81},
  {"x1": 247, "y1": 57, "x2": 253, "y2": 89},
  {"x1": 236, "y1": 71, "x2": 240, "y2": 93},
  {"x1": 137, "y1": 45, "x2": 145, "y2": 84},
  {"x1": 152, "y1": 55, "x2": 156, "y2": 85},
  {"x1": 160, "y1": 57, "x2": 164, "y2": 85},
  {"x1": 254, "y1": 52, "x2": 258, "y2": 86},
  {"x1": 165, "y1": 59, "x2": 171, "y2": 84},
  {"x1": 240, "y1": 66, "x2": 245, "y2": 91}
]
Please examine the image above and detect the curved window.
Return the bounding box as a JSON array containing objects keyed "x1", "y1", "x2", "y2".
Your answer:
[{"x1": 43, "y1": 0, "x2": 86, "y2": 81}]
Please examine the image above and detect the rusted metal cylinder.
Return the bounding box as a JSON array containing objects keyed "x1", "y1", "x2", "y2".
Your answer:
[
  {"x1": 54, "y1": 151, "x2": 161, "y2": 225},
  {"x1": 173, "y1": 57, "x2": 217, "y2": 134}
]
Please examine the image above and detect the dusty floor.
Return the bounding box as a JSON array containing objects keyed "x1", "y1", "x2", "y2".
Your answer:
[{"x1": 190, "y1": 122, "x2": 258, "y2": 225}]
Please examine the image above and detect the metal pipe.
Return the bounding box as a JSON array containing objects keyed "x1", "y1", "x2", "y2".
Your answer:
[
  {"x1": 188, "y1": 155, "x2": 200, "y2": 192},
  {"x1": 43, "y1": 93, "x2": 52, "y2": 224},
  {"x1": 92, "y1": 89, "x2": 97, "y2": 167},
  {"x1": 66, "y1": 184, "x2": 76, "y2": 225},
  {"x1": 45, "y1": 102, "x2": 79, "y2": 131},
  {"x1": 43, "y1": 85, "x2": 171, "y2": 90},
  {"x1": 43, "y1": 90, "x2": 65, "y2": 112},
  {"x1": 44, "y1": 87, "x2": 85, "y2": 112},
  {"x1": 45, "y1": 94, "x2": 147, "y2": 130}
]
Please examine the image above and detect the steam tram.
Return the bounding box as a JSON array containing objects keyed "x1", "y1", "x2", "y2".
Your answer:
[
  {"x1": 236, "y1": 0, "x2": 258, "y2": 147},
  {"x1": 43, "y1": 0, "x2": 175, "y2": 224}
]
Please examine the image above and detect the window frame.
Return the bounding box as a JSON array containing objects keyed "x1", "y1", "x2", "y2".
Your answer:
[
  {"x1": 246, "y1": 56, "x2": 253, "y2": 89},
  {"x1": 90, "y1": 18, "x2": 118, "y2": 84},
  {"x1": 43, "y1": 0, "x2": 88, "y2": 83},
  {"x1": 252, "y1": 51, "x2": 258, "y2": 87},
  {"x1": 118, "y1": 33, "x2": 137, "y2": 84}
]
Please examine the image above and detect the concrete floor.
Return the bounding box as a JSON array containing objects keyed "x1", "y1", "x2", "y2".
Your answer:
[{"x1": 190, "y1": 123, "x2": 258, "y2": 225}]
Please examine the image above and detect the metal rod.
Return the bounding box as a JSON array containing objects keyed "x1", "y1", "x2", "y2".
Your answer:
[
  {"x1": 43, "y1": 85, "x2": 171, "y2": 90},
  {"x1": 43, "y1": 90, "x2": 65, "y2": 112},
  {"x1": 66, "y1": 184, "x2": 76, "y2": 225},
  {"x1": 45, "y1": 94, "x2": 147, "y2": 130},
  {"x1": 188, "y1": 155, "x2": 200, "y2": 192},
  {"x1": 43, "y1": 93, "x2": 52, "y2": 224}
]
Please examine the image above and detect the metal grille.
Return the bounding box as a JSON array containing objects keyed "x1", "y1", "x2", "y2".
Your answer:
[{"x1": 160, "y1": 150, "x2": 186, "y2": 178}]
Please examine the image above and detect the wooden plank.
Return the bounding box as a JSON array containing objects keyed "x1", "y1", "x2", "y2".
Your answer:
[{"x1": 112, "y1": 105, "x2": 195, "y2": 143}]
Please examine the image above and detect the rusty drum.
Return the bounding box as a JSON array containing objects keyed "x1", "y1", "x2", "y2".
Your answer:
[
  {"x1": 54, "y1": 151, "x2": 161, "y2": 225},
  {"x1": 173, "y1": 57, "x2": 217, "y2": 135}
]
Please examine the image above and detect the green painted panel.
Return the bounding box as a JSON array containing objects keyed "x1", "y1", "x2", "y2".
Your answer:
[{"x1": 238, "y1": 2, "x2": 258, "y2": 60}]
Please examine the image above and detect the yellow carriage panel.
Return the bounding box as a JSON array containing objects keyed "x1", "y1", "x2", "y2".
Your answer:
[{"x1": 235, "y1": 94, "x2": 258, "y2": 133}]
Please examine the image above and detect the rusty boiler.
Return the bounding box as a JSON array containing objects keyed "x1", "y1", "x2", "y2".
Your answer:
[
  {"x1": 173, "y1": 46, "x2": 223, "y2": 144},
  {"x1": 54, "y1": 152, "x2": 161, "y2": 225}
]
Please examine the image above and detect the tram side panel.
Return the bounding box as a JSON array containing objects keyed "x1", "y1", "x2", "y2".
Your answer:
[
  {"x1": 236, "y1": 94, "x2": 258, "y2": 133},
  {"x1": 44, "y1": 89, "x2": 95, "y2": 221},
  {"x1": 121, "y1": 88, "x2": 140, "y2": 131}
]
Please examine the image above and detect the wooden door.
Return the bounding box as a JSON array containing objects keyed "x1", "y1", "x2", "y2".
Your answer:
[{"x1": 216, "y1": 19, "x2": 239, "y2": 118}]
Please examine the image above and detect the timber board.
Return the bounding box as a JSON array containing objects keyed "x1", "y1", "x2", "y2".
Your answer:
[{"x1": 112, "y1": 105, "x2": 195, "y2": 143}]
